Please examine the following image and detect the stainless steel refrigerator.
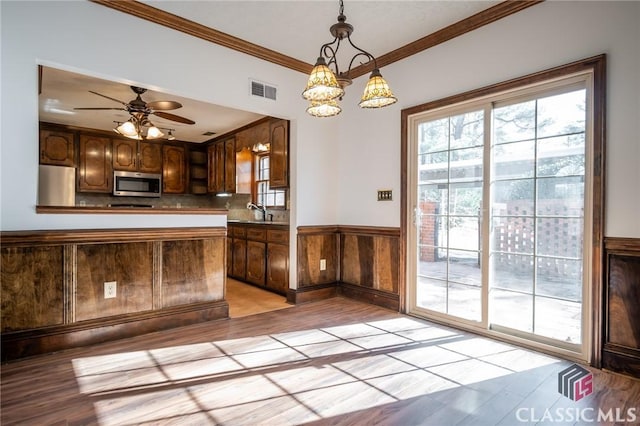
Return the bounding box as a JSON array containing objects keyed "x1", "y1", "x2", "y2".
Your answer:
[{"x1": 38, "y1": 165, "x2": 76, "y2": 206}]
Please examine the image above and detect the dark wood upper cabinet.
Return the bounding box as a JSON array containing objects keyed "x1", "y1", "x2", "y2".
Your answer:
[
  {"x1": 162, "y1": 144, "x2": 186, "y2": 194},
  {"x1": 269, "y1": 119, "x2": 288, "y2": 189},
  {"x1": 78, "y1": 134, "x2": 112, "y2": 193},
  {"x1": 40, "y1": 129, "x2": 75, "y2": 167},
  {"x1": 112, "y1": 139, "x2": 137, "y2": 171},
  {"x1": 207, "y1": 140, "x2": 227, "y2": 194},
  {"x1": 224, "y1": 138, "x2": 236, "y2": 193},
  {"x1": 113, "y1": 139, "x2": 162, "y2": 173},
  {"x1": 139, "y1": 141, "x2": 163, "y2": 173}
]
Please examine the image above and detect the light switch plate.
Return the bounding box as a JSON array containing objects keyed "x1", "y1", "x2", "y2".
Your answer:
[{"x1": 377, "y1": 190, "x2": 393, "y2": 201}]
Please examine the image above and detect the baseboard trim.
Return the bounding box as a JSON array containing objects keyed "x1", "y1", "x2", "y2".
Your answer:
[
  {"x1": 1, "y1": 300, "x2": 229, "y2": 362},
  {"x1": 338, "y1": 282, "x2": 400, "y2": 311},
  {"x1": 287, "y1": 283, "x2": 338, "y2": 304}
]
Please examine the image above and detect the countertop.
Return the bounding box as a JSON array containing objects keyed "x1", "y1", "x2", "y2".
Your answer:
[
  {"x1": 36, "y1": 206, "x2": 228, "y2": 215},
  {"x1": 227, "y1": 220, "x2": 290, "y2": 227}
]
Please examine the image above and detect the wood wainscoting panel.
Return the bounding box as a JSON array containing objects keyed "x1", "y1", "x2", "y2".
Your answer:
[
  {"x1": 603, "y1": 237, "x2": 640, "y2": 378},
  {"x1": 296, "y1": 226, "x2": 339, "y2": 287},
  {"x1": 76, "y1": 242, "x2": 154, "y2": 321},
  {"x1": 162, "y1": 238, "x2": 225, "y2": 307},
  {"x1": 339, "y1": 227, "x2": 401, "y2": 301},
  {"x1": 0, "y1": 246, "x2": 64, "y2": 332}
]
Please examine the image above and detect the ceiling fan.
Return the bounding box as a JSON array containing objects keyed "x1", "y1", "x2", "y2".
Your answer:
[{"x1": 74, "y1": 86, "x2": 195, "y2": 140}]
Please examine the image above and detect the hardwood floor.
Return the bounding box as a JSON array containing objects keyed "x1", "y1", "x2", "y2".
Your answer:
[
  {"x1": 2, "y1": 297, "x2": 639, "y2": 425},
  {"x1": 226, "y1": 278, "x2": 292, "y2": 318}
]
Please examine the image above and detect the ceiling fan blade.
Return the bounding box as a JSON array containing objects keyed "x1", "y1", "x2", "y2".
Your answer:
[
  {"x1": 153, "y1": 111, "x2": 196, "y2": 125},
  {"x1": 89, "y1": 90, "x2": 128, "y2": 106},
  {"x1": 74, "y1": 107, "x2": 126, "y2": 111},
  {"x1": 147, "y1": 100, "x2": 182, "y2": 111}
]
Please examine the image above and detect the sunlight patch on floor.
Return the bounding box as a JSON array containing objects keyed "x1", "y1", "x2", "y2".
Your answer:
[{"x1": 71, "y1": 316, "x2": 562, "y2": 425}]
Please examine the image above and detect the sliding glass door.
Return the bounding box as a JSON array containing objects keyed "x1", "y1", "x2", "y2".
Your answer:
[{"x1": 407, "y1": 74, "x2": 593, "y2": 358}]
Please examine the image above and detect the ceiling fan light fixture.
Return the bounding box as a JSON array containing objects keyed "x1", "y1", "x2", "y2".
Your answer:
[
  {"x1": 358, "y1": 68, "x2": 398, "y2": 109},
  {"x1": 116, "y1": 120, "x2": 138, "y2": 137},
  {"x1": 146, "y1": 125, "x2": 164, "y2": 140},
  {"x1": 167, "y1": 129, "x2": 176, "y2": 141}
]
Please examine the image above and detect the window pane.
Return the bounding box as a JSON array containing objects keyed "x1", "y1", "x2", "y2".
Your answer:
[
  {"x1": 448, "y1": 249, "x2": 480, "y2": 285},
  {"x1": 419, "y1": 118, "x2": 449, "y2": 154},
  {"x1": 417, "y1": 277, "x2": 446, "y2": 312},
  {"x1": 419, "y1": 249, "x2": 447, "y2": 280},
  {"x1": 493, "y1": 100, "x2": 536, "y2": 144},
  {"x1": 536, "y1": 218, "x2": 583, "y2": 258},
  {"x1": 419, "y1": 184, "x2": 448, "y2": 215},
  {"x1": 493, "y1": 140, "x2": 535, "y2": 180},
  {"x1": 492, "y1": 217, "x2": 534, "y2": 255},
  {"x1": 536, "y1": 176, "x2": 584, "y2": 215},
  {"x1": 537, "y1": 135, "x2": 585, "y2": 178},
  {"x1": 490, "y1": 253, "x2": 533, "y2": 293},
  {"x1": 490, "y1": 289, "x2": 533, "y2": 333},
  {"x1": 537, "y1": 89, "x2": 586, "y2": 138},
  {"x1": 449, "y1": 183, "x2": 481, "y2": 215},
  {"x1": 450, "y1": 147, "x2": 482, "y2": 182},
  {"x1": 534, "y1": 296, "x2": 581, "y2": 344},
  {"x1": 492, "y1": 179, "x2": 534, "y2": 216},
  {"x1": 536, "y1": 258, "x2": 582, "y2": 301},
  {"x1": 449, "y1": 110, "x2": 484, "y2": 149},
  {"x1": 449, "y1": 217, "x2": 479, "y2": 252},
  {"x1": 448, "y1": 283, "x2": 481, "y2": 321},
  {"x1": 420, "y1": 152, "x2": 449, "y2": 183}
]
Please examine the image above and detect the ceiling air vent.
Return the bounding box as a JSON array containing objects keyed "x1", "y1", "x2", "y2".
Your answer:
[{"x1": 250, "y1": 80, "x2": 277, "y2": 101}]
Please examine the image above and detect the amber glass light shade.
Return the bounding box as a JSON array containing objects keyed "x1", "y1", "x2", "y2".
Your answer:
[
  {"x1": 302, "y1": 57, "x2": 345, "y2": 102},
  {"x1": 306, "y1": 99, "x2": 342, "y2": 117},
  {"x1": 358, "y1": 69, "x2": 397, "y2": 108}
]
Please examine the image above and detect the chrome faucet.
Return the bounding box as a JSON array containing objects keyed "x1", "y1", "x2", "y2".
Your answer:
[{"x1": 247, "y1": 202, "x2": 267, "y2": 221}]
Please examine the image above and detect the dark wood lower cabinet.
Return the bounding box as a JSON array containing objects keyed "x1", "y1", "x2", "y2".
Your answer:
[
  {"x1": 227, "y1": 223, "x2": 289, "y2": 295},
  {"x1": 230, "y1": 238, "x2": 247, "y2": 280},
  {"x1": 267, "y1": 243, "x2": 289, "y2": 294},
  {"x1": 246, "y1": 241, "x2": 266, "y2": 285}
]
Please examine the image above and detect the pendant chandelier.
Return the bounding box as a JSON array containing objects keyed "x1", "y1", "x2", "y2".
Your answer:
[{"x1": 302, "y1": 0, "x2": 397, "y2": 117}]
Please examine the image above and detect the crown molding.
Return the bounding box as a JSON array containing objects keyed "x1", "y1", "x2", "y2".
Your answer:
[
  {"x1": 90, "y1": 0, "x2": 313, "y2": 74},
  {"x1": 91, "y1": 0, "x2": 543, "y2": 77}
]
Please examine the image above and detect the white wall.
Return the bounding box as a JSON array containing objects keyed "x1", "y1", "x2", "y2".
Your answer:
[
  {"x1": 2, "y1": 1, "x2": 638, "y2": 238},
  {"x1": 337, "y1": 1, "x2": 640, "y2": 238},
  {"x1": 0, "y1": 1, "x2": 341, "y2": 231}
]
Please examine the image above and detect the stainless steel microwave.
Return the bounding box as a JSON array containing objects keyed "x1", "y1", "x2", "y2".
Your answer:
[{"x1": 113, "y1": 171, "x2": 162, "y2": 197}]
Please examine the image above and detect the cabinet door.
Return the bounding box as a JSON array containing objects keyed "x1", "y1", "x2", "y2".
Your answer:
[
  {"x1": 269, "y1": 119, "x2": 289, "y2": 188},
  {"x1": 207, "y1": 144, "x2": 217, "y2": 193},
  {"x1": 162, "y1": 145, "x2": 186, "y2": 194},
  {"x1": 224, "y1": 138, "x2": 236, "y2": 193},
  {"x1": 246, "y1": 241, "x2": 266, "y2": 286},
  {"x1": 215, "y1": 142, "x2": 225, "y2": 193},
  {"x1": 40, "y1": 129, "x2": 75, "y2": 166},
  {"x1": 112, "y1": 139, "x2": 137, "y2": 171},
  {"x1": 78, "y1": 135, "x2": 112, "y2": 192},
  {"x1": 226, "y1": 237, "x2": 233, "y2": 276},
  {"x1": 266, "y1": 243, "x2": 289, "y2": 295},
  {"x1": 139, "y1": 141, "x2": 162, "y2": 173},
  {"x1": 231, "y1": 238, "x2": 247, "y2": 280}
]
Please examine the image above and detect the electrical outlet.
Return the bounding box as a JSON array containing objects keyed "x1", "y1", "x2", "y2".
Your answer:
[
  {"x1": 104, "y1": 281, "x2": 117, "y2": 299},
  {"x1": 320, "y1": 259, "x2": 327, "y2": 271}
]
